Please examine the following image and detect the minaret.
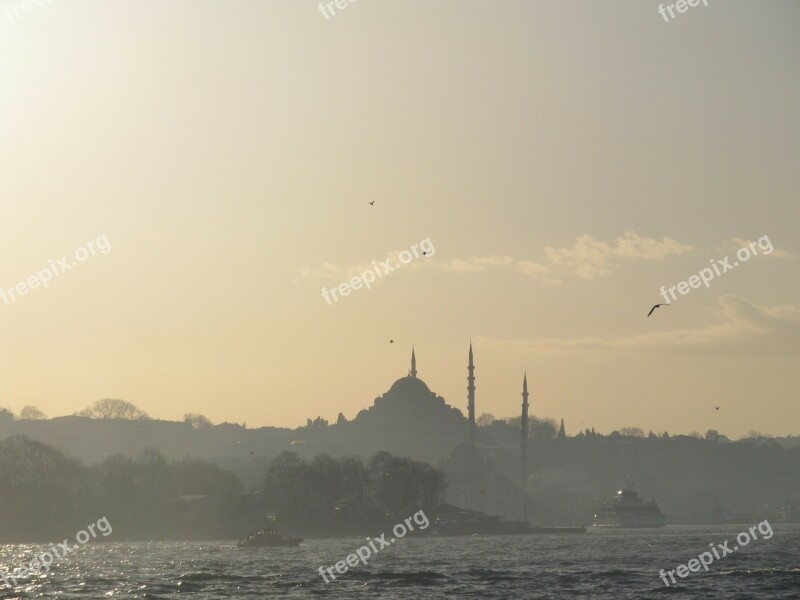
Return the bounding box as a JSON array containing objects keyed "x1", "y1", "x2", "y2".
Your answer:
[
  {"x1": 410, "y1": 346, "x2": 417, "y2": 378},
  {"x1": 467, "y1": 341, "x2": 476, "y2": 444},
  {"x1": 520, "y1": 372, "x2": 529, "y2": 520}
]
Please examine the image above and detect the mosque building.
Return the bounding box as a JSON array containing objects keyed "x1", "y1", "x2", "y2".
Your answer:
[{"x1": 348, "y1": 343, "x2": 533, "y2": 520}]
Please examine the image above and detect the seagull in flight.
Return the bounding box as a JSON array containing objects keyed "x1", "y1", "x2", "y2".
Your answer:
[
  {"x1": 369, "y1": 201, "x2": 375, "y2": 205},
  {"x1": 647, "y1": 303, "x2": 670, "y2": 317},
  {"x1": 715, "y1": 406, "x2": 720, "y2": 411}
]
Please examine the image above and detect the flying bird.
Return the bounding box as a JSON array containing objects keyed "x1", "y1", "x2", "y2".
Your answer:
[
  {"x1": 369, "y1": 201, "x2": 375, "y2": 205},
  {"x1": 715, "y1": 406, "x2": 720, "y2": 410},
  {"x1": 647, "y1": 303, "x2": 670, "y2": 317},
  {"x1": 250, "y1": 451, "x2": 255, "y2": 455}
]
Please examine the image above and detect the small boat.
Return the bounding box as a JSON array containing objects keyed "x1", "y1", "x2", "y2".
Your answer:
[{"x1": 238, "y1": 527, "x2": 302, "y2": 547}]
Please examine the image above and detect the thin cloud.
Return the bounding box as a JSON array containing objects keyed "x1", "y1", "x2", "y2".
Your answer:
[
  {"x1": 478, "y1": 295, "x2": 800, "y2": 357},
  {"x1": 729, "y1": 238, "x2": 793, "y2": 259},
  {"x1": 293, "y1": 262, "x2": 339, "y2": 283},
  {"x1": 433, "y1": 256, "x2": 514, "y2": 272},
  {"x1": 545, "y1": 232, "x2": 693, "y2": 279},
  {"x1": 296, "y1": 231, "x2": 691, "y2": 286},
  {"x1": 413, "y1": 255, "x2": 560, "y2": 284},
  {"x1": 516, "y1": 260, "x2": 562, "y2": 285}
]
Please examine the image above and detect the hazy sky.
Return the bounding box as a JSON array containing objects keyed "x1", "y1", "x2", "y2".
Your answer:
[{"x1": 1, "y1": 1, "x2": 798, "y2": 437}]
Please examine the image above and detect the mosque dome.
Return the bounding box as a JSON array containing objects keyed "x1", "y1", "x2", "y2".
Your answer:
[
  {"x1": 388, "y1": 376, "x2": 432, "y2": 397},
  {"x1": 380, "y1": 346, "x2": 436, "y2": 401}
]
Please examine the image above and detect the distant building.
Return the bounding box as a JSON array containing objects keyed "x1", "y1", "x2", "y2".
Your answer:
[
  {"x1": 348, "y1": 345, "x2": 532, "y2": 519},
  {"x1": 348, "y1": 347, "x2": 468, "y2": 460},
  {"x1": 440, "y1": 347, "x2": 530, "y2": 520},
  {"x1": 442, "y1": 441, "x2": 521, "y2": 518}
]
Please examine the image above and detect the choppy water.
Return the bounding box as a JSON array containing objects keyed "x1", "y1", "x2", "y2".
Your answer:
[{"x1": 1, "y1": 524, "x2": 798, "y2": 599}]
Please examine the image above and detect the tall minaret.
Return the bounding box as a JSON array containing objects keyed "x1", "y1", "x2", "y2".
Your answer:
[
  {"x1": 467, "y1": 341, "x2": 476, "y2": 444},
  {"x1": 520, "y1": 372, "x2": 529, "y2": 520},
  {"x1": 410, "y1": 346, "x2": 417, "y2": 378}
]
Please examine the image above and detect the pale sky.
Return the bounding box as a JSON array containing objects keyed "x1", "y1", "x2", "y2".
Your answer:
[{"x1": 1, "y1": 1, "x2": 798, "y2": 438}]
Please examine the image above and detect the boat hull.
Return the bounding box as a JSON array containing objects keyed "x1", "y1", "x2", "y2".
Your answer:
[
  {"x1": 592, "y1": 516, "x2": 665, "y2": 528},
  {"x1": 238, "y1": 537, "x2": 302, "y2": 547}
]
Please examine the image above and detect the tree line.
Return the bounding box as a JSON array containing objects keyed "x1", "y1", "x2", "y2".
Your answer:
[
  {"x1": 263, "y1": 451, "x2": 446, "y2": 535},
  {"x1": 0, "y1": 435, "x2": 247, "y2": 542},
  {"x1": 0, "y1": 435, "x2": 448, "y2": 540}
]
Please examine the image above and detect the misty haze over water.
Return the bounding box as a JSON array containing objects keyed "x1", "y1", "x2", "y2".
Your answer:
[{"x1": 3, "y1": 0, "x2": 799, "y2": 598}]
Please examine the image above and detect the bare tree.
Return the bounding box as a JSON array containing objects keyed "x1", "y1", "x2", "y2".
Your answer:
[
  {"x1": 184, "y1": 413, "x2": 213, "y2": 429},
  {"x1": 531, "y1": 417, "x2": 558, "y2": 440},
  {"x1": 79, "y1": 399, "x2": 149, "y2": 420},
  {"x1": 503, "y1": 415, "x2": 558, "y2": 439},
  {"x1": 619, "y1": 427, "x2": 644, "y2": 437},
  {"x1": 20, "y1": 406, "x2": 46, "y2": 420},
  {"x1": 476, "y1": 413, "x2": 495, "y2": 427}
]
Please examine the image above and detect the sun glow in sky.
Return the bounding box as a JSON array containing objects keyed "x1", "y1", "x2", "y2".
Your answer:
[{"x1": 1, "y1": 1, "x2": 798, "y2": 437}]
